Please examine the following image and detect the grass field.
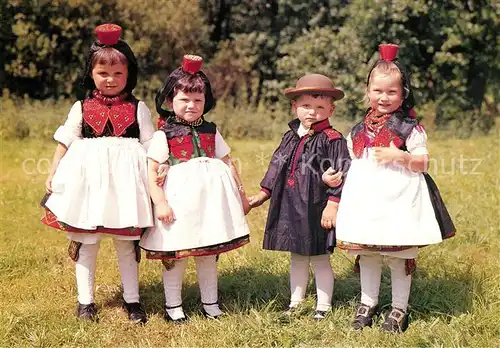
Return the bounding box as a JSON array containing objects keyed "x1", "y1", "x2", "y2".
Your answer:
[{"x1": 0, "y1": 122, "x2": 499, "y2": 347}]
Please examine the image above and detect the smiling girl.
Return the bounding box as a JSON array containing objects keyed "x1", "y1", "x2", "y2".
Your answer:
[
  {"x1": 139, "y1": 55, "x2": 250, "y2": 322},
  {"x1": 323, "y1": 44, "x2": 455, "y2": 332}
]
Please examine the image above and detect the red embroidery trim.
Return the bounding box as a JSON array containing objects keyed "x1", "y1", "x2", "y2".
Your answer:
[
  {"x1": 82, "y1": 90, "x2": 135, "y2": 136},
  {"x1": 198, "y1": 133, "x2": 216, "y2": 158},
  {"x1": 287, "y1": 135, "x2": 308, "y2": 188},
  {"x1": 168, "y1": 136, "x2": 194, "y2": 162}
]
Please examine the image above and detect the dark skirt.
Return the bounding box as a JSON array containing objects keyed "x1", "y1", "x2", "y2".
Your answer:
[{"x1": 423, "y1": 173, "x2": 456, "y2": 240}]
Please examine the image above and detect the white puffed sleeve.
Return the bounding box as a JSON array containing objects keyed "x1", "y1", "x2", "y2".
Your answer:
[
  {"x1": 345, "y1": 132, "x2": 354, "y2": 159},
  {"x1": 406, "y1": 125, "x2": 429, "y2": 155},
  {"x1": 147, "y1": 131, "x2": 170, "y2": 163},
  {"x1": 53, "y1": 101, "x2": 83, "y2": 147},
  {"x1": 136, "y1": 101, "x2": 155, "y2": 150},
  {"x1": 215, "y1": 129, "x2": 231, "y2": 158}
]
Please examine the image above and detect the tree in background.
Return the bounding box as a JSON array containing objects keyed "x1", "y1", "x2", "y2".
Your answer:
[{"x1": 1, "y1": 0, "x2": 498, "y2": 135}]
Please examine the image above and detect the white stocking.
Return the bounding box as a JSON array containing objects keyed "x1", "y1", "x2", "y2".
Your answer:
[{"x1": 75, "y1": 242, "x2": 100, "y2": 304}]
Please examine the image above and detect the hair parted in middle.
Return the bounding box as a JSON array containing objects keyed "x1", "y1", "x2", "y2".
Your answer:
[
  {"x1": 366, "y1": 43, "x2": 415, "y2": 114},
  {"x1": 155, "y1": 55, "x2": 215, "y2": 122}
]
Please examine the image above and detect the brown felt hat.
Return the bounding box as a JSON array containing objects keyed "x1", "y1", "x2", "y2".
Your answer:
[{"x1": 284, "y1": 74, "x2": 344, "y2": 100}]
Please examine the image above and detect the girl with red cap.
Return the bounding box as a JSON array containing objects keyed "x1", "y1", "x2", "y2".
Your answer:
[
  {"x1": 323, "y1": 44, "x2": 455, "y2": 332},
  {"x1": 139, "y1": 55, "x2": 250, "y2": 322},
  {"x1": 41, "y1": 24, "x2": 154, "y2": 323}
]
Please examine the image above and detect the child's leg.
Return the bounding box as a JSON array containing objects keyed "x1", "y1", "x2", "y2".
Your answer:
[
  {"x1": 290, "y1": 253, "x2": 310, "y2": 308},
  {"x1": 194, "y1": 255, "x2": 222, "y2": 317},
  {"x1": 386, "y1": 257, "x2": 411, "y2": 311},
  {"x1": 113, "y1": 239, "x2": 140, "y2": 303},
  {"x1": 310, "y1": 254, "x2": 334, "y2": 312},
  {"x1": 75, "y1": 242, "x2": 100, "y2": 304},
  {"x1": 163, "y1": 258, "x2": 188, "y2": 320},
  {"x1": 359, "y1": 254, "x2": 383, "y2": 307}
]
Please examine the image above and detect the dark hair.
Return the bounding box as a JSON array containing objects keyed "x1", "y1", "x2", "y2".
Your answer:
[
  {"x1": 155, "y1": 67, "x2": 215, "y2": 120},
  {"x1": 80, "y1": 39, "x2": 138, "y2": 98},
  {"x1": 91, "y1": 47, "x2": 128, "y2": 67}
]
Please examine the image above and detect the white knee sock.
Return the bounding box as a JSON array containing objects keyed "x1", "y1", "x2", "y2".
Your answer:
[
  {"x1": 114, "y1": 239, "x2": 140, "y2": 303},
  {"x1": 310, "y1": 254, "x2": 334, "y2": 311},
  {"x1": 386, "y1": 257, "x2": 411, "y2": 312},
  {"x1": 195, "y1": 255, "x2": 222, "y2": 317},
  {"x1": 163, "y1": 258, "x2": 188, "y2": 320},
  {"x1": 290, "y1": 253, "x2": 310, "y2": 307},
  {"x1": 75, "y1": 242, "x2": 100, "y2": 304},
  {"x1": 359, "y1": 254, "x2": 383, "y2": 307}
]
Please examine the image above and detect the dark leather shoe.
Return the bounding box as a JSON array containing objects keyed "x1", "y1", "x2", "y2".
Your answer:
[
  {"x1": 76, "y1": 303, "x2": 98, "y2": 321},
  {"x1": 380, "y1": 307, "x2": 409, "y2": 333},
  {"x1": 164, "y1": 305, "x2": 188, "y2": 324},
  {"x1": 123, "y1": 302, "x2": 148, "y2": 324},
  {"x1": 282, "y1": 305, "x2": 299, "y2": 316},
  {"x1": 352, "y1": 303, "x2": 379, "y2": 330},
  {"x1": 313, "y1": 310, "x2": 328, "y2": 321},
  {"x1": 202, "y1": 309, "x2": 222, "y2": 320}
]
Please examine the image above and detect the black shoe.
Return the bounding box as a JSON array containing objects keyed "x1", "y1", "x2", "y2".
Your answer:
[
  {"x1": 202, "y1": 309, "x2": 222, "y2": 320},
  {"x1": 352, "y1": 303, "x2": 379, "y2": 330},
  {"x1": 202, "y1": 302, "x2": 223, "y2": 320},
  {"x1": 313, "y1": 310, "x2": 328, "y2": 321},
  {"x1": 164, "y1": 305, "x2": 188, "y2": 324},
  {"x1": 76, "y1": 303, "x2": 98, "y2": 321},
  {"x1": 380, "y1": 307, "x2": 409, "y2": 333},
  {"x1": 123, "y1": 302, "x2": 148, "y2": 324},
  {"x1": 282, "y1": 305, "x2": 299, "y2": 316}
]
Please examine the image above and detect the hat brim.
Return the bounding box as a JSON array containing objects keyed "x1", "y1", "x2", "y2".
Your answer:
[{"x1": 284, "y1": 87, "x2": 345, "y2": 101}]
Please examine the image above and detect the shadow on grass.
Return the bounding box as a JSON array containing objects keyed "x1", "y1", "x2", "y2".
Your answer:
[
  {"x1": 105, "y1": 264, "x2": 290, "y2": 317},
  {"x1": 332, "y1": 266, "x2": 474, "y2": 321},
  {"x1": 106, "y1": 259, "x2": 474, "y2": 321}
]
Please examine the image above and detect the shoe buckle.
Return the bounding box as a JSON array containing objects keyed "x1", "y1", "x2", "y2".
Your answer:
[
  {"x1": 356, "y1": 305, "x2": 370, "y2": 317},
  {"x1": 388, "y1": 308, "x2": 405, "y2": 323}
]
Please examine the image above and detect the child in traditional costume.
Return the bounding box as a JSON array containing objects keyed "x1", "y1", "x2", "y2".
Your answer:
[
  {"x1": 41, "y1": 24, "x2": 154, "y2": 323},
  {"x1": 248, "y1": 74, "x2": 351, "y2": 321},
  {"x1": 323, "y1": 44, "x2": 455, "y2": 332},
  {"x1": 139, "y1": 55, "x2": 250, "y2": 322}
]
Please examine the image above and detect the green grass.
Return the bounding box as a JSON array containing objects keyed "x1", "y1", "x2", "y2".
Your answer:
[{"x1": 0, "y1": 125, "x2": 499, "y2": 347}]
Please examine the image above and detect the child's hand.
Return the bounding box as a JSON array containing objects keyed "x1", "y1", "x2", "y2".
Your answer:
[
  {"x1": 372, "y1": 141, "x2": 404, "y2": 165},
  {"x1": 239, "y1": 191, "x2": 252, "y2": 215},
  {"x1": 156, "y1": 164, "x2": 169, "y2": 187},
  {"x1": 321, "y1": 201, "x2": 338, "y2": 230},
  {"x1": 248, "y1": 191, "x2": 269, "y2": 208},
  {"x1": 45, "y1": 174, "x2": 54, "y2": 194},
  {"x1": 322, "y1": 167, "x2": 343, "y2": 188},
  {"x1": 155, "y1": 201, "x2": 175, "y2": 224}
]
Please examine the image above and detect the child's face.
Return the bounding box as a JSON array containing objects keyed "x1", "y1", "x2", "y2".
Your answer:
[
  {"x1": 169, "y1": 90, "x2": 205, "y2": 122},
  {"x1": 91, "y1": 62, "x2": 128, "y2": 96},
  {"x1": 292, "y1": 95, "x2": 334, "y2": 128},
  {"x1": 367, "y1": 72, "x2": 403, "y2": 115}
]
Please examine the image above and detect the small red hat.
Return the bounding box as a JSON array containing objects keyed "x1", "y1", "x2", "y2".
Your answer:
[
  {"x1": 95, "y1": 24, "x2": 122, "y2": 45},
  {"x1": 379, "y1": 43, "x2": 399, "y2": 61},
  {"x1": 182, "y1": 54, "x2": 203, "y2": 74}
]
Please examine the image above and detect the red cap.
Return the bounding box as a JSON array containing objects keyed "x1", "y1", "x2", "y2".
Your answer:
[
  {"x1": 379, "y1": 43, "x2": 399, "y2": 61},
  {"x1": 182, "y1": 54, "x2": 203, "y2": 74},
  {"x1": 95, "y1": 24, "x2": 122, "y2": 45}
]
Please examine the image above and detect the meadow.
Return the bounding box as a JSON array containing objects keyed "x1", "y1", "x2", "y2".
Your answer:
[{"x1": 0, "y1": 101, "x2": 499, "y2": 347}]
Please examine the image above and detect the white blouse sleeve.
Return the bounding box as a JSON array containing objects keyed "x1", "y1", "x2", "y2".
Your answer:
[
  {"x1": 345, "y1": 132, "x2": 354, "y2": 159},
  {"x1": 215, "y1": 129, "x2": 231, "y2": 158},
  {"x1": 136, "y1": 101, "x2": 155, "y2": 150},
  {"x1": 147, "y1": 131, "x2": 170, "y2": 163},
  {"x1": 53, "y1": 101, "x2": 82, "y2": 147},
  {"x1": 406, "y1": 126, "x2": 429, "y2": 156}
]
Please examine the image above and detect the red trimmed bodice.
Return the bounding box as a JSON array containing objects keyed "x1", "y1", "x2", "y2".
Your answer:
[{"x1": 82, "y1": 90, "x2": 137, "y2": 137}]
